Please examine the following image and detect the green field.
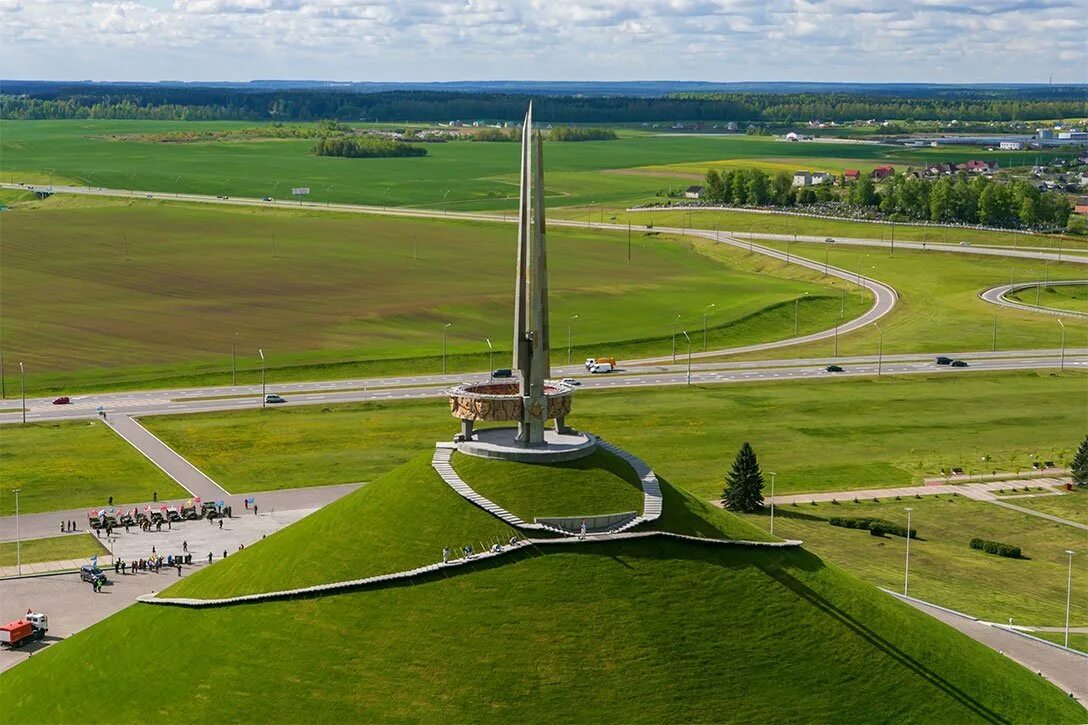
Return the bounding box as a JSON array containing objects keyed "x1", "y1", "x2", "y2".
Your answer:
[
  {"x1": 1008, "y1": 490, "x2": 1087, "y2": 523},
  {"x1": 738, "y1": 495, "x2": 1086, "y2": 626},
  {"x1": 0, "y1": 120, "x2": 1066, "y2": 212},
  {"x1": 1008, "y1": 283, "x2": 1088, "y2": 313},
  {"x1": 452, "y1": 448, "x2": 645, "y2": 520},
  {"x1": 138, "y1": 371, "x2": 1085, "y2": 504},
  {"x1": 2, "y1": 481, "x2": 1081, "y2": 722},
  {"x1": 0, "y1": 420, "x2": 183, "y2": 515},
  {"x1": 0, "y1": 534, "x2": 107, "y2": 567},
  {"x1": 0, "y1": 200, "x2": 864, "y2": 393},
  {"x1": 719, "y1": 241, "x2": 1088, "y2": 360}
]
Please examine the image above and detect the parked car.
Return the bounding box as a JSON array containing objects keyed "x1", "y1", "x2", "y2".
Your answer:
[
  {"x1": 52, "y1": 396, "x2": 71, "y2": 405},
  {"x1": 80, "y1": 565, "x2": 107, "y2": 585},
  {"x1": 492, "y1": 369, "x2": 512, "y2": 378},
  {"x1": 951, "y1": 360, "x2": 969, "y2": 368},
  {"x1": 825, "y1": 364, "x2": 844, "y2": 373},
  {"x1": 265, "y1": 394, "x2": 286, "y2": 404},
  {"x1": 935, "y1": 356, "x2": 952, "y2": 365},
  {"x1": 165, "y1": 507, "x2": 182, "y2": 522}
]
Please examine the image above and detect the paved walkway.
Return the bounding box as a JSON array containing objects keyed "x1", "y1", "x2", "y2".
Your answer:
[
  {"x1": 105, "y1": 414, "x2": 228, "y2": 499},
  {"x1": 888, "y1": 592, "x2": 1087, "y2": 701},
  {"x1": 0, "y1": 483, "x2": 361, "y2": 543}
]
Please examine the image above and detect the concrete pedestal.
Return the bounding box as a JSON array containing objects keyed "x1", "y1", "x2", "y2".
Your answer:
[{"x1": 456, "y1": 427, "x2": 598, "y2": 464}]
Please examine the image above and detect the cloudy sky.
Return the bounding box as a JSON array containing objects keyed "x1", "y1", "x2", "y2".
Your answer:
[{"x1": 1, "y1": 0, "x2": 1084, "y2": 83}]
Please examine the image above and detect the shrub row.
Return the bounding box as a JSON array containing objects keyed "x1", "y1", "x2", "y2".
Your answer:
[
  {"x1": 828, "y1": 516, "x2": 916, "y2": 539},
  {"x1": 970, "y1": 538, "x2": 1022, "y2": 558}
]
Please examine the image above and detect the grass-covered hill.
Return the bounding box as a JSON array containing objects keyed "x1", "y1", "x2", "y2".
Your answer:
[{"x1": 2, "y1": 455, "x2": 1083, "y2": 722}]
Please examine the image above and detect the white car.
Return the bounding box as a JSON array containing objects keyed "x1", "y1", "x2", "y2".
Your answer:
[{"x1": 560, "y1": 378, "x2": 582, "y2": 386}]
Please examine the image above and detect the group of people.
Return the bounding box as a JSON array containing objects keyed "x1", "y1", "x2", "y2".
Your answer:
[
  {"x1": 442, "y1": 536, "x2": 520, "y2": 563},
  {"x1": 60, "y1": 520, "x2": 78, "y2": 532},
  {"x1": 111, "y1": 554, "x2": 189, "y2": 578}
]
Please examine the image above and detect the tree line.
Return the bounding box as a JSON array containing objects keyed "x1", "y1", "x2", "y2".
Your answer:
[
  {"x1": 2, "y1": 87, "x2": 1083, "y2": 123},
  {"x1": 700, "y1": 168, "x2": 1073, "y2": 231},
  {"x1": 312, "y1": 136, "x2": 427, "y2": 158}
]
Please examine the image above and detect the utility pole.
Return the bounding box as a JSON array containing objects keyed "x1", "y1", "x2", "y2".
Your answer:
[
  {"x1": 486, "y1": 338, "x2": 494, "y2": 379},
  {"x1": 671, "y1": 314, "x2": 680, "y2": 364},
  {"x1": 991, "y1": 315, "x2": 998, "y2": 352},
  {"x1": 231, "y1": 332, "x2": 238, "y2": 386},
  {"x1": 875, "y1": 322, "x2": 883, "y2": 376},
  {"x1": 442, "y1": 322, "x2": 452, "y2": 374},
  {"x1": 258, "y1": 349, "x2": 266, "y2": 408},
  {"x1": 567, "y1": 315, "x2": 578, "y2": 365},
  {"x1": 1064, "y1": 550, "x2": 1075, "y2": 649},
  {"x1": 19, "y1": 361, "x2": 25, "y2": 424},
  {"x1": 769, "y1": 472, "x2": 777, "y2": 536},
  {"x1": 703, "y1": 304, "x2": 716, "y2": 351},
  {"x1": 12, "y1": 488, "x2": 21, "y2": 576},
  {"x1": 903, "y1": 507, "x2": 913, "y2": 596},
  {"x1": 1058, "y1": 319, "x2": 1065, "y2": 371},
  {"x1": 682, "y1": 331, "x2": 692, "y2": 385}
]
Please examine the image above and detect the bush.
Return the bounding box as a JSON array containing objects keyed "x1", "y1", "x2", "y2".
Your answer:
[
  {"x1": 830, "y1": 516, "x2": 916, "y2": 539},
  {"x1": 970, "y1": 538, "x2": 1022, "y2": 558}
]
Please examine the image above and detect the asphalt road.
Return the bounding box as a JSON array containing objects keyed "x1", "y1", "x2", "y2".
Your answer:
[{"x1": 979, "y1": 279, "x2": 1088, "y2": 319}]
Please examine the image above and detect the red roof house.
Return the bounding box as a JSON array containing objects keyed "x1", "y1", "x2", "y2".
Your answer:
[
  {"x1": 843, "y1": 169, "x2": 861, "y2": 180},
  {"x1": 870, "y1": 165, "x2": 895, "y2": 180}
]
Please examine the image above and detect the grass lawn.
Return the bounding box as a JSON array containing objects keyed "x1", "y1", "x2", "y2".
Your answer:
[
  {"x1": 0, "y1": 534, "x2": 107, "y2": 567},
  {"x1": 720, "y1": 241, "x2": 1088, "y2": 360},
  {"x1": 1007, "y1": 490, "x2": 1087, "y2": 524},
  {"x1": 451, "y1": 448, "x2": 645, "y2": 520},
  {"x1": 737, "y1": 495, "x2": 1087, "y2": 626},
  {"x1": 1008, "y1": 283, "x2": 1088, "y2": 314},
  {"x1": 1031, "y1": 631, "x2": 1088, "y2": 652},
  {"x1": 0, "y1": 420, "x2": 184, "y2": 515},
  {"x1": 0, "y1": 199, "x2": 860, "y2": 394},
  {"x1": 3, "y1": 538, "x2": 1082, "y2": 723},
  {"x1": 142, "y1": 371, "x2": 1086, "y2": 502}
]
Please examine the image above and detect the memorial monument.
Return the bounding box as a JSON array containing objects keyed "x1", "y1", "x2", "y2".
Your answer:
[{"x1": 447, "y1": 104, "x2": 597, "y2": 463}]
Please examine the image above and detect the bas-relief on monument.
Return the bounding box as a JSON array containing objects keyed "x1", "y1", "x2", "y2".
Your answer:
[{"x1": 446, "y1": 105, "x2": 597, "y2": 463}]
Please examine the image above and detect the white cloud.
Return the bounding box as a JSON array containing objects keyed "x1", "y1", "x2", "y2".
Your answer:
[{"x1": 0, "y1": 0, "x2": 1084, "y2": 82}]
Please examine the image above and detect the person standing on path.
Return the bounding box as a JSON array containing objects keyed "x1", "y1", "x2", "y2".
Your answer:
[
  {"x1": 218, "y1": 519, "x2": 223, "y2": 530},
  {"x1": 183, "y1": 541, "x2": 188, "y2": 553},
  {"x1": 254, "y1": 504, "x2": 259, "y2": 516},
  {"x1": 579, "y1": 519, "x2": 587, "y2": 540},
  {"x1": 208, "y1": 552, "x2": 213, "y2": 564},
  {"x1": 153, "y1": 491, "x2": 158, "y2": 502},
  {"x1": 442, "y1": 547, "x2": 450, "y2": 564}
]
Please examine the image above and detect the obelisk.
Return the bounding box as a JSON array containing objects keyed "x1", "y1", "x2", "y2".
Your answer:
[{"x1": 513, "y1": 104, "x2": 551, "y2": 446}]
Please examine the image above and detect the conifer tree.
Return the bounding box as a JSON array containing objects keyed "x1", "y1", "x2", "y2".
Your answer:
[
  {"x1": 722, "y1": 441, "x2": 765, "y2": 512},
  {"x1": 1072, "y1": 435, "x2": 1088, "y2": 486}
]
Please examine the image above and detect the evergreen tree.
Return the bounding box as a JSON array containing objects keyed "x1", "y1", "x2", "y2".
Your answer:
[
  {"x1": 1072, "y1": 435, "x2": 1088, "y2": 486},
  {"x1": 722, "y1": 441, "x2": 765, "y2": 512}
]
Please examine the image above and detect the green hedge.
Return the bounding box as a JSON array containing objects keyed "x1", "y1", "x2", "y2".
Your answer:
[
  {"x1": 829, "y1": 516, "x2": 916, "y2": 539},
  {"x1": 969, "y1": 538, "x2": 1022, "y2": 558}
]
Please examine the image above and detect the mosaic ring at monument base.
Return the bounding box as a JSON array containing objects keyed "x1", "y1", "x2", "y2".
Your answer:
[{"x1": 447, "y1": 381, "x2": 574, "y2": 422}]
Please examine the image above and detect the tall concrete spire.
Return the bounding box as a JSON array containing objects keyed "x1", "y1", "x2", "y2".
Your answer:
[{"x1": 513, "y1": 103, "x2": 551, "y2": 446}]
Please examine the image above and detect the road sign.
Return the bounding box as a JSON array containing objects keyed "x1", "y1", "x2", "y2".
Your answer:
[{"x1": 291, "y1": 187, "x2": 310, "y2": 196}]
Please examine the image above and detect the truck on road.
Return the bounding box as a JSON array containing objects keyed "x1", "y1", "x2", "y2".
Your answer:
[{"x1": 0, "y1": 613, "x2": 48, "y2": 649}]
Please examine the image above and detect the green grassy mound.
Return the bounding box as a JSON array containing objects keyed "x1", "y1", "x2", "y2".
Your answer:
[
  {"x1": 161, "y1": 453, "x2": 516, "y2": 599},
  {"x1": 646, "y1": 474, "x2": 773, "y2": 541},
  {"x1": 451, "y1": 448, "x2": 645, "y2": 520},
  {"x1": 4, "y1": 540, "x2": 1082, "y2": 723}
]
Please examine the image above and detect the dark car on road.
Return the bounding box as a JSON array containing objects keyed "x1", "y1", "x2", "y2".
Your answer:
[
  {"x1": 80, "y1": 565, "x2": 107, "y2": 585},
  {"x1": 52, "y1": 396, "x2": 71, "y2": 405},
  {"x1": 265, "y1": 394, "x2": 286, "y2": 404},
  {"x1": 951, "y1": 360, "x2": 969, "y2": 368},
  {"x1": 492, "y1": 369, "x2": 513, "y2": 378},
  {"x1": 935, "y1": 356, "x2": 952, "y2": 365},
  {"x1": 825, "y1": 364, "x2": 844, "y2": 373}
]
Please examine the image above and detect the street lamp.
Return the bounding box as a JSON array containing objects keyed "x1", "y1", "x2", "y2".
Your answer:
[
  {"x1": 1057, "y1": 319, "x2": 1066, "y2": 371},
  {"x1": 794, "y1": 292, "x2": 808, "y2": 337},
  {"x1": 671, "y1": 313, "x2": 681, "y2": 364},
  {"x1": 11, "y1": 488, "x2": 21, "y2": 576},
  {"x1": 19, "y1": 361, "x2": 25, "y2": 424},
  {"x1": 443, "y1": 189, "x2": 451, "y2": 215},
  {"x1": 486, "y1": 338, "x2": 494, "y2": 379},
  {"x1": 991, "y1": 314, "x2": 998, "y2": 352},
  {"x1": 442, "y1": 322, "x2": 452, "y2": 374},
  {"x1": 382, "y1": 187, "x2": 391, "y2": 209},
  {"x1": 231, "y1": 332, "x2": 239, "y2": 386},
  {"x1": 258, "y1": 349, "x2": 266, "y2": 408},
  {"x1": 681, "y1": 331, "x2": 692, "y2": 385},
  {"x1": 769, "y1": 472, "x2": 777, "y2": 536},
  {"x1": 567, "y1": 315, "x2": 579, "y2": 365},
  {"x1": 703, "y1": 303, "x2": 716, "y2": 351},
  {"x1": 1064, "y1": 550, "x2": 1075, "y2": 649},
  {"x1": 903, "y1": 507, "x2": 913, "y2": 596},
  {"x1": 874, "y1": 322, "x2": 884, "y2": 377}
]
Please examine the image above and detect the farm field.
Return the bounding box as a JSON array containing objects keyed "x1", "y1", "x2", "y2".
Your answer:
[
  {"x1": 1008, "y1": 283, "x2": 1088, "y2": 313},
  {"x1": 138, "y1": 371, "x2": 1085, "y2": 502},
  {"x1": 737, "y1": 495, "x2": 1086, "y2": 627},
  {"x1": 0, "y1": 533, "x2": 108, "y2": 567},
  {"x1": 0, "y1": 420, "x2": 183, "y2": 515},
  {"x1": 714, "y1": 241, "x2": 1088, "y2": 361},
  {"x1": 0, "y1": 120, "x2": 1066, "y2": 212},
  {"x1": 0, "y1": 199, "x2": 864, "y2": 394}
]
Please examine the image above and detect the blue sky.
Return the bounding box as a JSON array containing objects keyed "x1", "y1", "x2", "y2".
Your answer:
[{"x1": 1, "y1": 0, "x2": 1084, "y2": 83}]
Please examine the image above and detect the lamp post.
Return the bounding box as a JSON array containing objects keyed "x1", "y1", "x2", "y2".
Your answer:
[
  {"x1": 1057, "y1": 319, "x2": 1065, "y2": 371},
  {"x1": 1066, "y1": 550, "x2": 1074, "y2": 644},
  {"x1": 567, "y1": 315, "x2": 578, "y2": 365},
  {"x1": 19, "y1": 361, "x2": 25, "y2": 424},
  {"x1": 793, "y1": 292, "x2": 808, "y2": 336},
  {"x1": 991, "y1": 314, "x2": 998, "y2": 352},
  {"x1": 0, "y1": 348, "x2": 5, "y2": 398},
  {"x1": 442, "y1": 322, "x2": 452, "y2": 374},
  {"x1": 823, "y1": 242, "x2": 830, "y2": 277},
  {"x1": 703, "y1": 303, "x2": 716, "y2": 351},
  {"x1": 769, "y1": 472, "x2": 777, "y2": 536},
  {"x1": 325, "y1": 184, "x2": 335, "y2": 208},
  {"x1": 671, "y1": 314, "x2": 681, "y2": 364},
  {"x1": 874, "y1": 322, "x2": 884, "y2": 377},
  {"x1": 856, "y1": 257, "x2": 863, "y2": 289},
  {"x1": 231, "y1": 332, "x2": 239, "y2": 386},
  {"x1": 11, "y1": 488, "x2": 21, "y2": 576},
  {"x1": 681, "y1": 331, "x2": 692, "y2": 386},
  {"x1": 486, "y1": 338, "x2": 494, "y2": 379},
  {"x1": 258, "y1": 349, "x2": 266, "y2": 408},
  {"x1": 443, "y1": 189, "x2": 451, "y2": 215},
  {"x1": 903, "y1": 507, "x2": 913, "y2": 596}
]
